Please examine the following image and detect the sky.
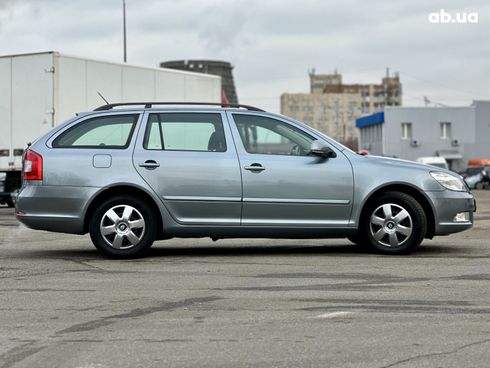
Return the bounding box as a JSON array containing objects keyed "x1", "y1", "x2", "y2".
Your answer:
[{"x1": 0, "y1": 0, "x2": 488, "y2": 112}]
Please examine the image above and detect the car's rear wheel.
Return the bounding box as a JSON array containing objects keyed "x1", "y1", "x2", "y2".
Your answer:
[
  {"x1": 360, "y1": 191, "x2": 426, "y2": 254},
  {"x1": 89, "y1": 196, "x2": 156, "y2": 258}
]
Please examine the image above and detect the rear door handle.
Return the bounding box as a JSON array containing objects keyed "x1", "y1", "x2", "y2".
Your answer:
[
  {"x1": 139, "y1": 160, "x2": 160, "y2": 169},
  {"x1": 244, "y1": 163, "x2": 265, "y2": 172}
]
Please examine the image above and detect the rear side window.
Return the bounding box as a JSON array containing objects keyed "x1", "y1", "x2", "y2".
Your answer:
[
  {"x1": 53, "y1": 114, "x2": 139, "y2": 148},
  {"x1": 144, "y1": 113, "x2": 226, "y2": 152}
]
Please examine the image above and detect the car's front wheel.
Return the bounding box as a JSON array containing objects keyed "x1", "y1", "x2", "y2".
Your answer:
[
  {"x1": 89, "y1": 196, "x2": 157, "y2": 258},
  {"x1": 359, "y1": 191, "x2": 427, "y2": 254}
]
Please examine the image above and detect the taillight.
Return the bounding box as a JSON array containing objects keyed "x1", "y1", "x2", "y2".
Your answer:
[{"x1": 23, "y1": 150, "x2": 43, "y2": 181}]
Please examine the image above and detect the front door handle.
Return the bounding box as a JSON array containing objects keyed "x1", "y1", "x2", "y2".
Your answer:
[
  {"x1": 139, "y1": 160, "x2": 160, "y2": 169},
  {"x1": 244, "y1": 163, "x2": 265, "y2": 172}
]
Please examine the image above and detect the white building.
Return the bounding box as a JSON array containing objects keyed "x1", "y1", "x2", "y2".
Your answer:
[
  {"x1": 356, "y1": 101, "x2": 490, "y2": 171},
  {"x1": 0, "y1": 51, "x2": 222, "y2": 195}
]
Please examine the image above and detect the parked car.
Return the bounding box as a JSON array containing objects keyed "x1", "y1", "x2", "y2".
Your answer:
[
  {"x1": 463, "y1": 167, "x2": 490, "y2": 189},
  {"x1": 459, "y1": 166, "x2": 488, "y2": 179},
  {"x1": 16, "y1": 102, "x2": 476, "y2": 258},
  {"x1": 0, "y1": 173, "x2": 7, "y2": 206},
  {"x1": 0, "y1": 172, "x2": 14, "y2": 207},
  {"x1": 462, "y1": 159, "x2": 490, "y2": 189},
  {"x1": 416, "y1": 156, "x2": 449, "y2": 170}
]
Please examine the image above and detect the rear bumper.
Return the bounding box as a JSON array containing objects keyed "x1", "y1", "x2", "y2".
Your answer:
[
  {"x1": 16, "y1": 184, "x2": 100, "y2": 234},
  {"x1": 426, "y1": 190, "x2": 475, "y2": 236},
  {"x1": 16, "y1": 213, "x2": 84, "y2": 234}
]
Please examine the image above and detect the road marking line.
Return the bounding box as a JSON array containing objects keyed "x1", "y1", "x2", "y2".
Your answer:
[{"x1": 314, "y1": 311, "x2": 354, "y2": 319}]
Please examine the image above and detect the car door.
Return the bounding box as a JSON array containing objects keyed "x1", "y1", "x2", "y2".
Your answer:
[
  {"x1": 227, "y1": 112, "x2": 354, "y2": 226},
  {"x1": 133, "y1": 111, "x2": 242, "y2": 225}
]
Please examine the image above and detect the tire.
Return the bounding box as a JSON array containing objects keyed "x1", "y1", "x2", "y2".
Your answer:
[
  {"x1": 89, "y1": 195, "x2": 157, "y2": 258},
  {"x1": 359, "y1": 191, "x2": 427, "y2": 254}
]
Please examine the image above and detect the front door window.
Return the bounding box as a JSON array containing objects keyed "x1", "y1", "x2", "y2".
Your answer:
[{"x1": 233, "y1": 114, "x2": 315, "y2": 156}]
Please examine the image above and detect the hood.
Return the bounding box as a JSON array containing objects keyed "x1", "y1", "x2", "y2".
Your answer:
[{"x1": 364, "y1": 155, "x2": 454, "y2": 174}]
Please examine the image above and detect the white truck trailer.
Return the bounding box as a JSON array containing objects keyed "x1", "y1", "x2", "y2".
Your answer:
[{"x1": 0, "y1": 51, "x2": 221, "y2": 206}]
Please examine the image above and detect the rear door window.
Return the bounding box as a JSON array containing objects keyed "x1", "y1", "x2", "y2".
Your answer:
[
  {"x1": 53, "y1": 114, "x2": 139, "y2": 148},
  {"x1": 144, "y1": 113, "x2": 226, "y2": 152}
]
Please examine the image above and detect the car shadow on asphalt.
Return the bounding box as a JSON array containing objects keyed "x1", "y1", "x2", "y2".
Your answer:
[
  {"x1": 146, "y1": 243, "x2": 466, "y2": 258},
  {"x1": 16, "y1": 242, "x2": 467, "y2": 260}
]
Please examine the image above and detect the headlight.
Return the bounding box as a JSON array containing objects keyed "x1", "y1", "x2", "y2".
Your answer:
[{"x1": 430, "y1": 172, "x2": 466, "y2": 191}]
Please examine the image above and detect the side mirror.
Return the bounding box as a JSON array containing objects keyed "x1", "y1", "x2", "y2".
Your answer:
[{"x1": 310, "y1": 140, "x2": 337, "y2": 158}]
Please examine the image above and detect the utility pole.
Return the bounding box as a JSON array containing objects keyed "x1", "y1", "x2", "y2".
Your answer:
[
  {"x1": 384, "y1": 66, "x2": 390, "y2": 106},
  {"x1": 123, "y1": 0, "x2": 127, "y2": 63},
  {"x1": 333, "y1": 98, "x2": 340, "y2": 142}
]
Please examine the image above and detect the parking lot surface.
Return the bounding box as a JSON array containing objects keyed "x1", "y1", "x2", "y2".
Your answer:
[{"x1": 1, "y1": 191, "x2": 489, "y2": 368}]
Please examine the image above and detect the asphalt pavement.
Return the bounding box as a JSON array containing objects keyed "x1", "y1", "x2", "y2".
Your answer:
[{"x1": 0, "y1": 191, "x2": 489, "y2": 368}]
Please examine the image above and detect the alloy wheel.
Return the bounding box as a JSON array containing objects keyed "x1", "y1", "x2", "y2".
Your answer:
[
  {"x1": 99, "y1": 205, "x2": 145, "y2": 249},
  {"x1": 369, "y1": 203, "x2": 413, "y2": 248}
]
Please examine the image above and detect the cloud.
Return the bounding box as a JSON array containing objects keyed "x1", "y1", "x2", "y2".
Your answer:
[
  {"x1": 0, "y1": 0, "x2": 19, "y2": 10},
  {"x1": 0, "y1": 0, "x2": 28, "y2": 31},
  {"x1": 198, "y1": 3, "x2": 248, "y2": 55},
  {"x1": 0, "y1": 0, "x2": 488, "y2": 112}
]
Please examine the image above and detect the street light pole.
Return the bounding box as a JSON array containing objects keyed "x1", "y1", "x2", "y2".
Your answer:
[{"x1": 123, "y1": 0, "x2": 127, "y2": 63}]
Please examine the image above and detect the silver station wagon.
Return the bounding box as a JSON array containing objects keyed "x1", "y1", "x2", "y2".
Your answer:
[{"x1": 16, "y1": 102, "x2": 475, "y2": 258}]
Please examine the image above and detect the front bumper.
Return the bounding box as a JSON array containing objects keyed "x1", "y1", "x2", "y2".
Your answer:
[
  {"x1": 426, "y1": 189, "x2": 475, "y2": 236},
  {"x1": 16, "y1": 184, "x2": 100, "y2": 234}
]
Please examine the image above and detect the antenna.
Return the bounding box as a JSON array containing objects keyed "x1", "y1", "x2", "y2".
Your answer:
[
  {"x1": 97, "y1": 91, "x2": 110, "y2": 105},
  {"x1": 423, "y1": 96, "x2": 447, "y2": 107}
]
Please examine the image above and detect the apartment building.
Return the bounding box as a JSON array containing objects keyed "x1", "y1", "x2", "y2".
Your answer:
[
  {"x1": 280, "y1": 93, "x2": 362, "y2": 149},
  {"x1": 309, "y1": 69, "x2": 402, "y2": 114},
  {"x1": 281, "y1": 70, "x2": 402, "y2": 149}
]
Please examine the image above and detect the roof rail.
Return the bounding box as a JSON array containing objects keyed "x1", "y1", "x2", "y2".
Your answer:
[{"x1": 93, "y1": 102, "x2": 265, "y2": 112}]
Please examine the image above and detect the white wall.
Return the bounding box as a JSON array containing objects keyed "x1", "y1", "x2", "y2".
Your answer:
[
  {"x1": 56, "y1": 54, "x2": 221, "y2": 123},
  {"x1": 359, "y1": 123, "x2": 383, "y2": 155},
  {"x1": 0, "y1": 53, "x2": 55, "y2": 170},
  {"x1": 383, "y1": 106, "x2": 478, "y2": 171},
  {"x1": 0, "y1": 57, "x2": 12, "y2": 171},
  {"x1": 0, "y1": 51, "x2": 222, "y2": 171}
]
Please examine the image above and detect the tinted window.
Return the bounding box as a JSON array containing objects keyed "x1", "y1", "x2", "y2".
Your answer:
[
  {"x1": 233, "y1": 114, "x2": 314, "y2": 156},
  {"x1": 53, "y1": 114, "x2": 138, "y2": 148},
  {"x1": 144, "y1": 113, "x2": 226, "y2": 152}
]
